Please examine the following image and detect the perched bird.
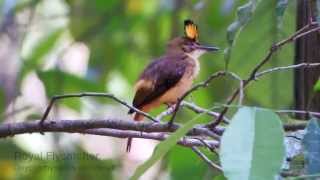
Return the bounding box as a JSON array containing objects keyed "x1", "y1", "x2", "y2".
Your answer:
[{"x1": 127, "y1": 19, "x2": 219, "y2": 152}]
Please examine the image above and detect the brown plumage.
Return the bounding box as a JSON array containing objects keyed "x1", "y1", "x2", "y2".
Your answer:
[{"x1": 126, "y1": 20, "x2": 219, "y2": 152}]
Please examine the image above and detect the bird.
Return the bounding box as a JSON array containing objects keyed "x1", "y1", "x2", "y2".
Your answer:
[{"x1": 126, "y1": 19, "x2": 219, "y2": 152}]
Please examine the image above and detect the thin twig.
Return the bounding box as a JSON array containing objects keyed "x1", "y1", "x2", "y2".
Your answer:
[
  {"x1": 182, "y1": 101, "x2": 230, "y2": 123},
  {"x1": 208, "y1": 23, "x2": 320, "y2": 130},
  {"x1": 192, "y1": 137, "x2": 219, "y2": 154},
  {"x1": 191, "y1": 146, "x2": 222, "y2": 171},
  {"x1": 40, "y1": 92, "x2": 158, "y2": 125},
  {"x1": 256, "y1": 62, "x2": 320, "y2": 78},
  {"x1": 227, "y1": 72, "x2": 244, "y2": 105},
  {"x1": 83, "y1": 128, "x2": 219, "y2": 148},
  {"x1": 277, "y1": 109, "x2": 320, "y2": 117},
  {"x1": 168, "y1": 71, "x2": 227, "y2": 126},
  {"x1": 168, "y1": 70, "x2": 242, "y2": 126},
  {"x1": 292, "y1": 26, "x2": 320, "y2": 41},
  {"x1": 155, "y1": 106, "x2": 176, "y2": 121}
]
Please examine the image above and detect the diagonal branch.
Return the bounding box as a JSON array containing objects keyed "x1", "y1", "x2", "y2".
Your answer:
[
  {"x1": 191, "y1": 146, "x2": 222, "y2": 171},
  {"x1": 255, "y1": 62, "x2": 320, "y2": 78},
  {"x1": 207, "y1": 22, "x2": 320, "y2": 129}
]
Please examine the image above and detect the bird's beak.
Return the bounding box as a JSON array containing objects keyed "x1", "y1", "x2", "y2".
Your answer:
[{"x1": 195, "y1": 44, "x2": 220, "y2": 52}]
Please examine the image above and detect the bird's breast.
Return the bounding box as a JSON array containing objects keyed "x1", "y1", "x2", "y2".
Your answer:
[{"x1": 185, "y1": 54, "x2": 200, "y2": 78}]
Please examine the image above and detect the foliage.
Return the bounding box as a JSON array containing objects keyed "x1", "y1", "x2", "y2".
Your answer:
[
  {"x1": 20, "y1": 29, "x2": 64, "y2": 83},
  {"x1": 302, "y1": 118, "x2": 320, "y2": 175},
  {"x1": 220, "y1": 107, "x2": 285, "y2": 180},
  {"x1": 224, "y1": 0, "x2": 261, "y2": 69},
  {"x1": 0, "y1": 0, "x2": 317, "y2": 179}
]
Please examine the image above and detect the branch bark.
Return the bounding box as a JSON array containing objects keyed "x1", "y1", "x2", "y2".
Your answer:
[{"x1": 0, "y1": 119, "x2": 220, "y2": 140}]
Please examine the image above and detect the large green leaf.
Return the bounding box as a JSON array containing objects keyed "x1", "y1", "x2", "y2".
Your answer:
[
  {"x1": 130, "y1": 115, "x2": 204, "y2": 180},
  {"x1": 220, "y1": 107, "x2": 285, "y2": 180},
  {"x1": 226, "y1": 0, "x2": 260, "y2": 46},
  {"x1": 224, "y1": 0, "x2": 261, "y2": 69},
  {"x1": 302, "y1": 118, "x2": 320, "y2": 174},
  {"x1": 37, "y1": 70, "x2": 105, "y2": 110},
  {"x1": 20, "y1": 29, "x2": 64, "y2": 81},
  {"x1": 168, "y1": 146, "x2": 210, "y2": 180}
]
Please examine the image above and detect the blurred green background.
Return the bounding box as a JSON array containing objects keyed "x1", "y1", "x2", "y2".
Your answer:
[{"x1": 0, "y1": 0, "x2": 296, "y2": 179}]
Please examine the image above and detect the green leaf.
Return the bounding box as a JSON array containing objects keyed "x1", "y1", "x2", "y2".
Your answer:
[
  {"x1": 237, "y1": 2, "x2": 253, "y2": 25},
  {"x1": 226, "y1": 21, "x2": 240, "y2": 45},
  {"x1": 314, "y1": 78, "x2": 320, "y2": 92},
  {"x1": 130, "y1": 115, "x2": 204, "y2": 180},
  {"x1": 226, "y1": 0, "x2": 260, "y2": 46},
  {"x1": 20, "y1": 29, "x2": 64, "y2": 80},
  {"x1": 276, "y1": 0, "x2": 288, "y2": 28},
  {"x1": 220, "y1": 107, "x2": 285, "y2": 180},
  {"x1": 37, "y1": 70, "x2": 105, "y2": 110},
  {"x1": 302, "y1": 118, "x2": 320, "y2": 174},
  {"x1": 224, "y1": 0, "x2": 261, "y2": 69},
  {"x1": 168, "y1": 146, "x2": 209, "y2": 180}
]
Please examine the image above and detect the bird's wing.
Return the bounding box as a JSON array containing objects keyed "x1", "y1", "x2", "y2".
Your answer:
[{"x1": 129, "y1": 56, "x2": 187, "y2": 114}]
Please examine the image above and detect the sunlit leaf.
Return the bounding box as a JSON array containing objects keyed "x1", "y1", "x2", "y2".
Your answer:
[
  {"x1": 224, "y1": 0, "x2": 261, "y2": 69},
  {"x1": 220, "y1": 107, "x2": 285, "y2": 180},
  {"x1": 130, "y1": 115, "x2": 204, "y2": 180},
  {"x1": 19, "y1": 29, "x2": 64, "y2": 81},
  {"x1": 302, "y1": 118, "x2": 320, "y2": 174},
  {"x1": 37, "y1": 70, "x2": 105, "y2": 110}
]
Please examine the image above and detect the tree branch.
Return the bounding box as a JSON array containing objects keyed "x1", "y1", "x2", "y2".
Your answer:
[
  {"x1": 256, "y1": 62, "x2": 320, "y2": 78},
  {"x1": 207, "y1": 22, "x2": 320, "y2": 129},
  {"x1": 191, "y1": 146, "x2": 222, "y2": 171},
  {"x1": 0, "y1": 119, "x2": 220, "y2": 140},
  {"x1": 83, "y1": 128, "x2": 219, "y2": 148},
  {"x1": 40, "y1": 92, "x2": 159, "y2": 125}
]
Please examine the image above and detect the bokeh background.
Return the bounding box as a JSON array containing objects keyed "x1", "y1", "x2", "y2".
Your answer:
[{"x1": 0, "y1": 0, "x2": 296, "y2": 179}]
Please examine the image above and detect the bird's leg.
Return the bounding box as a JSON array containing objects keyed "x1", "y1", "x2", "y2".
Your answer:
[
  {"x1": 155, "y1": 103, "x2": 177, "y2": 121},
  {"x1": 166, "y1": 103, "x2": 178, "y2": 117},
  {"x1": 167, "y1": 101, "x2": 180, "y2": 128},
  {"x1": 167, "y1": 103, "x2": 177, "y2": 112}
]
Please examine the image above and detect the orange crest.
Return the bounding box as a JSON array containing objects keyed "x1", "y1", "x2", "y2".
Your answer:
[{"x1": 184, "y1": 19, "x2": 198, "y2": 41}]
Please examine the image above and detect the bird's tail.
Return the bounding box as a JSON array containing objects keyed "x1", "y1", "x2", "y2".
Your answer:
[{"x1": 126, "y1": 112, "x2": 144, "y2": 152}]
